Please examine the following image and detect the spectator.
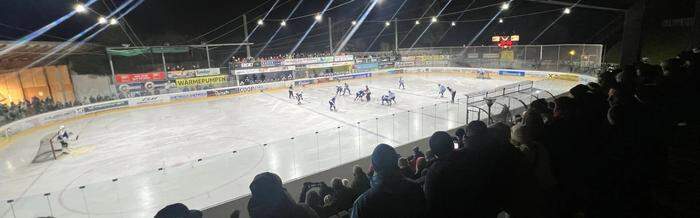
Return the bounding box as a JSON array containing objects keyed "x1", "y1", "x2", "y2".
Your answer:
[
  {"x1": 398, "y1": 157, "x2": 414, "y2": 179},
  {"x1": 351, "y1": 144, "x2": 426, "y2": 218},
  {"x1": 331, "y1": 177, "x2": 355, "y2": 211},
  {"x1": 248, "y1": 172, "x2": 319, "y2": 218},
  {"x1": 304, "y1": 190, "x2": 335, "y2": 218},
  {"x1": 349, "y1": 165, "x2": 370, "y2": 197},
  {"x1": 509, "y1": 122, "x2": 557, "y2": 218},
  {"x1": 155, "y1": 203, "x2": 202, "y2": 218}
]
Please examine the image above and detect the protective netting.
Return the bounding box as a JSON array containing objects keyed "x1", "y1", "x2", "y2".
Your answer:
[{"x1": 33, "y1": 133, "x2": 61, "y2": 163}]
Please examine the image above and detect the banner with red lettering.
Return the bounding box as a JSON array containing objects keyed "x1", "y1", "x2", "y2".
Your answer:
[{"x1": 115, "y1": 72, "x2": 166, "y2": 84}]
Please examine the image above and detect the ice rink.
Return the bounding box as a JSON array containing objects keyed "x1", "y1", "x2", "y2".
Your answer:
[{"x1": 0, "y1": 72, "x2": 577, "y2": 217}]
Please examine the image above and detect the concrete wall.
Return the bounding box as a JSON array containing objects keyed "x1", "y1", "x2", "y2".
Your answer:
[{"x1": 70, "y1": 74, "x2": 115, "y2": 103}]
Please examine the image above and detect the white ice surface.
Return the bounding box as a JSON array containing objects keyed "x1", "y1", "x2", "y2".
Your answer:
[{"x1": 0, "y1": 73, "x2": 576, "y2": 217}]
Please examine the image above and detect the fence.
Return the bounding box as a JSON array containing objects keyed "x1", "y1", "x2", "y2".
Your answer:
[
  {"x1": 0, "y1": 77, "x2": 552, "y2": 218},
  {"x1": 355, "y1": 44, "x2": 604, "y2": 76}
]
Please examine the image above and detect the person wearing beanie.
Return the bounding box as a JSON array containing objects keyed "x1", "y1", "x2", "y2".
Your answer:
[
  {"x1": 351, "y1": 144, "x2": 426, "y2": 218},
  {"x1": 247, "y1": 172, "x2": 319, "y2": 218},
  {"x1": 428, "y1": 131, "x2": 454, "y2": 157},
  {"x1": 155, "y1": 203, "x2": 202, "y2": 218}
]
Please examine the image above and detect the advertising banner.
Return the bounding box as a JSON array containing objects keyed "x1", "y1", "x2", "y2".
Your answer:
[
  {"x1": 306, "y1": 61, "x2": 354, "y2": 69},
  {"x1": 548, "y1": 73, "x2": 579, "y2": 81},
  {"x1": 193, "y1": 68, "x2": 221, "y2": 77},
  {"x1": 294, "y1": 79, "x2": 314, "y2": 86},
  {"x1": 207, "y1": 87, "x2": 240, "y2": 97},
  {"x1": 234, "y1": 66, "x2": 296, "y2": 75},
  {"x1": 355, "y1": 63, "x2": 379, "y2": 71},
  {"x1": 395, "y1": 61, "x2": 415, "y2": 67},
  {"x1": 115, "y1": 72, "x2": 166, "y2": 84},
  {"x1": 175, "y1": 75, "x2": 228, "y2": 87},
  {"x1": 83, "y1": 100, "x2": 129, "y2": 113},
  {"x1": 334, "y1": 55, "x2": 354, "y2": 62},
  {"x1": 168, "y1": 70, "x2": 195, "y2": 79},
  {"x1": 500, "y1": 51, "x2": 514, "y2": 61},
  {"x1": 498, "y1": 70, "x2": 525, "y2": 76},
  {"x1": 260, "y1": 59, "x2": 282, "y2": 67},
  {"x1": 128, "y1": 95, "x2": 170, "y2": 106},
  {"x1": 170, "y1": 91, "x2": 208, "y2": 100},
  {"x1": 283, "y1": 57, "x2": 321, "y2": 66},
  {"x1": 482, "y1": 53, "x2": 500, "y2": 59},
  {"x1": 467, "y1": 53, "x2": 479, "y2": 59}
]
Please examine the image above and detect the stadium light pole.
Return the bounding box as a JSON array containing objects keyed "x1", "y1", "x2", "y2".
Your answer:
[
  {"x1": 242, "y1": 14, "x2": 251, "y2": 58},
  {"x1": 394, "y1": 19, "x2": 399, "y2": 52},
  {"x1": 328, "y1": 17, "x2": 333, "y2": 54}
]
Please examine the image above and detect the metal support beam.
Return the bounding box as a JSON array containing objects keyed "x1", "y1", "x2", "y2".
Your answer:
[
  {"x1": 328, "y1": 17, "x2": 334, "y2": 53},
  {"x1": 525, "y1": 0, "x2": 626, "y2": 12},
  {"x1": 620, "y1": 0, "x2": 646, "y2": 66},
  {"x1": 693, "y1": 0, "x2": 700, "y2": 48},
  {"x1": 243, "y1": 14, "x2": 251, "y2": 58}
]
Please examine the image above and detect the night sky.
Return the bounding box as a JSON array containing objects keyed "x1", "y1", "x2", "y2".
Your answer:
[{"x1": 0, "y1": 0, "x2": 694, "y2": 56}]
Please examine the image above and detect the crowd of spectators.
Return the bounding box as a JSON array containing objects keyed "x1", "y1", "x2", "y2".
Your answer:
[
  {"x1": 232, "y1": 52, "x2": 348, "y2": 64},
  {"x1": 0, "y1": 95, "x2": 116, "y2": 124},
  {"x1": 158, "y1": 47, "x2": 697, "y2": 217}
]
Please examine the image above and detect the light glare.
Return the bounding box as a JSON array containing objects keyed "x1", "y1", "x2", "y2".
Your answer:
[
  {"x1": 431, "y1": 16, "x2": 438, "y2": 23},
  {"x1": 257, "y1": 19, "x2": 264, "y2": 25},
  {"x1": 498, "y1": 18, "x2": 504, "y2": 23},
  {"x1": 451, "y1": 21, "x2": 456, "y2": 26},
  {"x1": 563, "y1": 8, "x2": 571, "y2": 14},
  {"x1": 385, "y1": 21, "x2": 390, "y2": 26},
  {"x1": 415, "y1": 20, "x2": 420, "y2": 25},
  {"x1": 315, "y1": 14, "x2": 322, "y2": 21},
  {"x1": 501, "y1": 2, "x2": 510, "y2": 10},
  {"x1": 109, "y1": 18, "x2": 118, "y2": 25},
  {"x1": 98, "y1": 17, "x2": 107, "y2": 24},
  {"x1": 74, "y1": 4, "x2": 87, "y2": 13},
  {"x1": 281, "y1": 20, "x2": 286, "y2": 26},
  {"x1": 351, "y1": 20, "x2": 357, "y2": 25}
]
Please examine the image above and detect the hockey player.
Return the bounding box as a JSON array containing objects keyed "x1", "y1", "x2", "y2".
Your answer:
[
  {"x1": 335, "y1": 84, "x2": 343, "y2": 95},
  {"x1": 381, "y1": 95, "x2": 391, "y2": 105},
  {"x1": 381, "y1": 91, "x2": 396, "y2": 106},
  {"x1": 447, "y1": 87, "x2": 457, "y2": 103},
  {"x1": 387, "y1": 90, "x2": 396, "y2": 104},
  {"x1": 342, "y1": 83, "x2": 351, "y2": 95},
  {"x1": 296, "y1": 91, "x2": 304, "y2": 104},
  {"x1": 56, "y1": 126, "x2": 72, "y2": 152},
  {"x1": 288, "y1": 85, "x2": 294, "y2": 99},
  {"x1": 398, "y1": 77, "x2": 405, "y2": 89},
  {"x1": 364, "y1": 85, "x2": 371, "y2": 102},
  {"x1": 438, "y1": 84, "x2": 447, "y2": 98},
  {"x1": 329, "y1": 96, "x2": 337, "y2": 111},
  {"x1": 354, "y1": 90, "x2": 365, "y2": 101}
]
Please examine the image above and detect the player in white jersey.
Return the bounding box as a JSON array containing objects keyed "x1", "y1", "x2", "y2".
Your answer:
[
  {"x1": 398, "y1": 77, "x2": 405, "y2": 89},
  {"x1": 296, "y1": 91, "x2": 304, "y2": 104},
  {"x1": 342, "y1": 83, "x2": 351, "y2": 95},
  {"x1": 56, "y1": 126, "x2": 73, "y2": 153}
]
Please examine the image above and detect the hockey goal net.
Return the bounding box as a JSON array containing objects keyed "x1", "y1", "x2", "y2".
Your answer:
[{"x1": 33, "y1": 133, "x2": 63, "y2": 163}]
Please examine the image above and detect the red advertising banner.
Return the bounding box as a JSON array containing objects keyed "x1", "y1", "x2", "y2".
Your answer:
[{"x1": 115, "y1": 72, "x2": 166, "y2": 84}]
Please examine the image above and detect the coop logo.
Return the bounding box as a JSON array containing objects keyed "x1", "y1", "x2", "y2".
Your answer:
[
  {"x1": 41, "y1": 110, "x2": 78, "y2": 123},
  {"x1": 130, "y1": 96, "x2": 165, "y2": 106},
  {"x1": 171, "y1": 92, "x2": 207, "y2": 100},
  {"x1": 83, "y1": 100, "x2": 128, "y2": 113}
]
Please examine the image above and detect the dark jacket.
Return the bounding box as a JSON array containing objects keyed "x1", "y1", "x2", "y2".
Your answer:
[
  {"x1": 248, "y1": 173, "x2": 319, "y2": 218},
  {"x1": 350, "y1": 172, "x2": 426, "y2": 218}
]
